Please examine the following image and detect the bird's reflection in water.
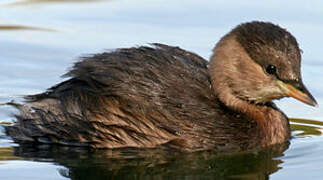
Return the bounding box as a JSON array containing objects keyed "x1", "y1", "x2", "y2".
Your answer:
[{"x1": 12, "y1": 142, "x2": 289, "y2": 180}]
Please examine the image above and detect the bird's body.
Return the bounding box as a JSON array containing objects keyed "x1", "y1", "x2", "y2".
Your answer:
[{"x1": 5, "y1": 21, "x2": 316, "y2": 152}]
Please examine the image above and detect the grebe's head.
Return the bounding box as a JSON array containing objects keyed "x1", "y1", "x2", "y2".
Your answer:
[{"x1": 209, "y1": 21, "x2": 317, "y2": 107}]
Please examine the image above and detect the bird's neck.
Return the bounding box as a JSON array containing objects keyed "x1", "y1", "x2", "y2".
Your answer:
[
  {"x1": 218, "y1": 90, "x2": 290, "y2": 145},
  {"x1": 227, "y1": 93, "x2": 290, "y2": 146}
]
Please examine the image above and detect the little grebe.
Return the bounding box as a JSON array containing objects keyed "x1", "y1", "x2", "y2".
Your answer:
[{"x1": 5, "y1": 21, "x2": 317, "y2": 151}]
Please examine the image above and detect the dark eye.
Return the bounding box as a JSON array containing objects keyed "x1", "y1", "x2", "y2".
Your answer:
[{"x1": 266, "y1": 64, "x2": 277, "y2": 75}]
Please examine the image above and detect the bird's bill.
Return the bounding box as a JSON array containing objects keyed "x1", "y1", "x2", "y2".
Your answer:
[{"x1": 277, "y1": 80, "x2": 318, "y2": 107}]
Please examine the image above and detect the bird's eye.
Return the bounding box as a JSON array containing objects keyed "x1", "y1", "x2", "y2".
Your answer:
[{"x1": 266, "y1": 64, "x2": 277, "y2": 75}]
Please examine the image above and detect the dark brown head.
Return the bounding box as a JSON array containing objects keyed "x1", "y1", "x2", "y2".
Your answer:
[{"x1": 209, "y1": 21, "x2": 317, "y2": 110}]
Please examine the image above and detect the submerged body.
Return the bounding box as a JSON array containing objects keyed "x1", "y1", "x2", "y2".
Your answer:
[{"x1": 6, "y1": 22, "x2": 316, "y2": 151}]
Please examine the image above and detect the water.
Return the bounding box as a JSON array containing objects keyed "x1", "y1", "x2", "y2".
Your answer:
[{"x1": 0, "y1": 0, "x2": 323, "y2": 179}]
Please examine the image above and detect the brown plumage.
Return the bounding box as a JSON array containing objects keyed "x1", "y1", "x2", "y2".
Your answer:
[{"x1": 5, "y1": 21, "x2": 317, "y2": 152}]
